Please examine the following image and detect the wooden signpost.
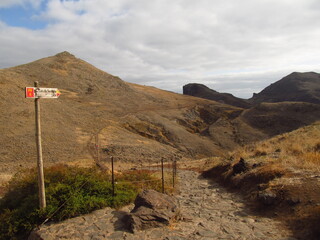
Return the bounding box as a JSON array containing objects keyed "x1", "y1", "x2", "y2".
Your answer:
[{"x1": 25, "y1": 82, "x2": 61, "y2": 209}]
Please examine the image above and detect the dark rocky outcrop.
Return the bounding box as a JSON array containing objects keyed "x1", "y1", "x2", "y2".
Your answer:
[
  {"x1": 124, "y1": 190, "x2": 179, "y2": 232},
  {"x1": 183, "y1": 83, "x2": 252, "y2": 108},
  {"x1": 183, "y1": 72, "x2": 320, "y2": 107},
  {"x1": 232, "y1": 158, "x2": 248, "y2": 175},
  {"x1": 249, "y1": 72, "x2": 320, "y2": 104}
]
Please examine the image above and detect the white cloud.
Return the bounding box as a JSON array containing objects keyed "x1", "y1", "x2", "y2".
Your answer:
[
  {"x1": 0, "y1": 0, "x2": 320, "y2": 98},
  {"x1": 0, "y1": 0, "x2": 42, "y2": 8}
]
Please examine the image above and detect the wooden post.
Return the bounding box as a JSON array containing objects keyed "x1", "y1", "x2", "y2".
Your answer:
[
  {"x1": 161, "y1": 158, "x2": 165, "y2": 193},
  {"x1": 172, "y1": 160, "x2": 175, "y2": 189},
  {"x1": 111, "y1": 156, "x2": 115, "y2": 196},
  {"x1": 34, "y1": 81, "x2": 46, "y2": 209},
  {"x1": 174, "y1": 160, "x2": 177, "y2": 177},
  {"x1": 95, "y1": 134, "x2": 100, "y2": 162}
]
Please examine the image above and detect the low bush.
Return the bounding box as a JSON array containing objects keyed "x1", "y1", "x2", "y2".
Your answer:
[{"x1": 0, "y1": 164, "x2": 161, "y2": 240}]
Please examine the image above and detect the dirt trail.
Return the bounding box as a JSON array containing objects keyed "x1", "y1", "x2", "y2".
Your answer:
[{"x1": 31, "y1": 170, "x2": 296, "y2": 240}]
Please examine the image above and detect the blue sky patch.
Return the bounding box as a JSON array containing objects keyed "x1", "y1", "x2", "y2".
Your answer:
[{"x1": 0, "y1": 4, "x2": 47, "y2": 30}]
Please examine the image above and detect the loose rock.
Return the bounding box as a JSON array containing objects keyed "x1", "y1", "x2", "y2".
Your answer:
[
  {"x1": 124, "y1": 189, "x2": 179, "y2": 232},
  {"x1": 258, "y1": 189, "x2": 278, "y2": 205}
]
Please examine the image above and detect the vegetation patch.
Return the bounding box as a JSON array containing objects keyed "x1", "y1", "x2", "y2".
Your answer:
[
  {"x1": 0, "y1": 165, "x2": 162, "y2": 240},
  {"x1": 231, "y1": 121, "x2": 320, "y2": 170}
]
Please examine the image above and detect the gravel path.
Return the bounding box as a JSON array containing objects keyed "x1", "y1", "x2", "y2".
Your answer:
[{"x1": 30, "y1": 170, "x2": 296, "y2": 240}]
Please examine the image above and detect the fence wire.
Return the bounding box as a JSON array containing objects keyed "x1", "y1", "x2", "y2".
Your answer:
[{"x1": 38, "y1": 157, "x2": 178, "y2": 227}]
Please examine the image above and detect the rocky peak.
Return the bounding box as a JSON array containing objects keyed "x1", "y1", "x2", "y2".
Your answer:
[
  {"x1": 55, "y1": 51, "x2": 75, "y2": 58},
  {"x1": 249, "y1": 72, "x2": 320, "y2": 104}
]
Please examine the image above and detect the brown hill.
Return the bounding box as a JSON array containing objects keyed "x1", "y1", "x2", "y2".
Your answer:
[
  {"x1": 1, "y1": 52, "x2": 320, "y2": 187},
  {"x1": 240, "y1": 101, "x2": 320, "y2": 135},
  {"x1": 250, "y1": 72, "x2": 320, "y2": 104},
  {"x1": 0, "y1": 52, "x2": 243, "y2": 184},
  {"x1": 205, "y1": 101, "x2": 320, "y2": 151},
  {"x1": 183, "y1": 83, "x2": 252, "y2": 108}
]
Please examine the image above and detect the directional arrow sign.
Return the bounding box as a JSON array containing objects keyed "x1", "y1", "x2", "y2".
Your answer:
[{"x1": 25, "y1": 87, "x2": 61, "y2": 98}]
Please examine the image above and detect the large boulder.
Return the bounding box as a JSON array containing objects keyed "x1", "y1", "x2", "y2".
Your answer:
[{"x1": 124, "y1": 189, "x2": 179, "y2": 232}]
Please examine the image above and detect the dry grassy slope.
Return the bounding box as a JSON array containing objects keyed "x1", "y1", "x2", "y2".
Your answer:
[
  {"x1": 204, "y1": 101, "x2": 320, "y2": 153},
  {"x1": 0, "y1": 52, "x2": 244, "y2": 182},
  {"x1": 160, "y1": 123, "x2": 320, "y2": 238},
  {"x1": 1, "y1": 52, "x2": 319, "y2": 185},
  {"x1": 203, "y1": 121, "x2": 320, "y2": 239},
  {"x1": 239, "y1": 102, "x2": 320, "y2": 136}
]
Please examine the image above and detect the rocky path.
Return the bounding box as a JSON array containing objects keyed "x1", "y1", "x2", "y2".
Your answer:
[{"x1": 30, "y1": 170, "x2": 296, "y2": 240}]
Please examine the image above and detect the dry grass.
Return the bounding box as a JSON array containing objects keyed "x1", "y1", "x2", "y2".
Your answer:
[
  {"x1": 229, "y1": 121, "x2": 320, "y2": 171},
  {"x1": 202, "y1": 121, "x2": 320, "y2": 239}
]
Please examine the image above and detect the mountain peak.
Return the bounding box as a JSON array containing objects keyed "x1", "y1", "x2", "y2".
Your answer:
[
  {"x1": 250, "y1": 72, "x2": 320, "y2": 104},
  {"x1": 55, "y1": 51, "x2": 75, "y2": 58},
  {"x1": 183, "y1": 83, "x2": 217, "y2": 94}
]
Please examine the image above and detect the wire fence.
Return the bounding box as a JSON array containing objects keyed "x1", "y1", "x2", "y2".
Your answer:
[
  {"x1": 107, "y1": 156, "x2": 179, "y2": 194},
  {"x1": 38, "y1": 155, "x2": 179, "y2": 227}
]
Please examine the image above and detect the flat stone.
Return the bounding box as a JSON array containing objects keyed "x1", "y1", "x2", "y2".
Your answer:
[
  {"x1": 107, "y1": 231, "x2": 125, "y2": 239},
  {"x1": 84, "y1": 224, "x2": 100, "y2": 232},
  {"x1": 279, "y1": 238, "x2": 298, "y2": 240},
  {"x1": 254, "y1": 231, "x2": 267, "y2": 238},
  {"x1": 70, "y1": 232, "x2": 84, "y2": 238},
  {"x1": 164, "y1": 236, "x2": 188, "y2": 240},
  {"x1": 93, "y1": 221, "x2": 111, "y2": 233},
  {"x1": 245, "y1": 218, "x2": 256, "y2": 224},
  {"x1": 196, "y1": 229, "x2": 218, "y2": 238},
  {"x1": 91, "y1": 209, "x2": 110, "y2": 218}
]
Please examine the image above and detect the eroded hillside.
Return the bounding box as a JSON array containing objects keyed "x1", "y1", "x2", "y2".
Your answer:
[
  {"x1": 0, "y1": 52, "x2": 241, "y2": 184},
  {"x1": 1, "y1": 52, "x2": 320, "y2": 188}
]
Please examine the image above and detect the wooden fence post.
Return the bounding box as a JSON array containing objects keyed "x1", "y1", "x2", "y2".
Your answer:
[
  {"x1": 172, "y1": 160, "x2": 177, "y2": 189},
  {"x1": 111, "y1": 156, "x2": 115, "y2": 196},
  {"x1": 161, "y1": 158, "x2": 165, "y2": 193}
]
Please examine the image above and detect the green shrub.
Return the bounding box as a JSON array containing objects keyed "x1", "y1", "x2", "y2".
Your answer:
[{"x1": 0, "y1": 164, "x2": 161, "y2": 240}]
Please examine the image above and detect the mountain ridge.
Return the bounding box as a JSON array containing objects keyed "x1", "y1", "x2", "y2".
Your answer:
[
  {"x1": 183, "y1": 83, "x2": 252, "y2": 108},
  {"x1": 1, "y1": 52, "x2": 320, "y2": 186},
  {"x1": 183, "y1": 71, "x2": 320, "y2": 105}
]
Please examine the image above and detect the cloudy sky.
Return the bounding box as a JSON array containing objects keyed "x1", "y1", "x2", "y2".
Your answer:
[{"x1": 0, "y1": 0, "x2": 319, "y2": 98}]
